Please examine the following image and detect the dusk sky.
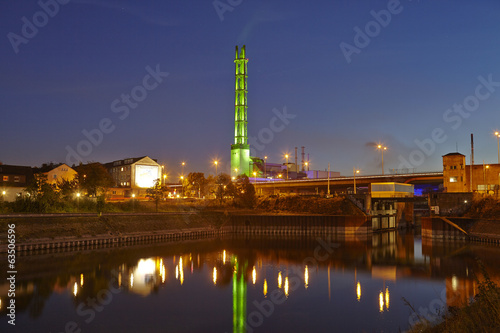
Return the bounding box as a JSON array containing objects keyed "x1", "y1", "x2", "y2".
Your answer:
[{"x1": 1, "y1": 0, "x2": 500, "y2": 177}]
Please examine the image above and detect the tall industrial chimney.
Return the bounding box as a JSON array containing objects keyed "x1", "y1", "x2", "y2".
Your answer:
[
  {"x1": 294, "y1": 147, "x2": 298, "y2": 172},
  {"x1": 301, "y1": 146, "x2": 305, "y2": 171}
]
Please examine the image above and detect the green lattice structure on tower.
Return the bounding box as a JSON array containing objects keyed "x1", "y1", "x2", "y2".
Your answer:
[{"x1": 231, "y1": 45, "x2": 250, "y2": 178}]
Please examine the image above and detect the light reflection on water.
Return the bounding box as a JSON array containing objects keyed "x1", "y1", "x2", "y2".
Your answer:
[{"x1": 1, "y1": 230, "x2": 499, "y2": 332}]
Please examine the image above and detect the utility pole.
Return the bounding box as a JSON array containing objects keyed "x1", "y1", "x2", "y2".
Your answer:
[{"x1": 327, "y1": 163, "x2": 330, "y2": 197}]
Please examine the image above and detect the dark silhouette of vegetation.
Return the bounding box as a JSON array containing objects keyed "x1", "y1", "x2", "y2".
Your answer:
[
  {"x1": 184, "y1": 172, "x2": 210, "y2": 198},
  {"x1": 146, "y1": 178, "x2": 167, "y2": 212},
  {"x1": 74, "y1": 162, "x2": 114, "y2": 197},
  {"x1": 214, "y1": 173, "x2": 237, "y2": 205},
  {"x1": 233, "y1": 175, "x2": 256, "y2": 208}
]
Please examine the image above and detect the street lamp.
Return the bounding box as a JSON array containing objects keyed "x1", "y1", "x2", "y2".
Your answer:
[
  {"x1": 132, "y1": 193, "x2": 135, "y2": 212},
  {"x1": 264, "y1": 156, "x2": 268, "y2": 179},
  {"x1": 495, "y1": 132, "x2": 500, "y2": 164},
  {"x1": 327, "y1": 163, "x2": 331, "y2": 197},
  {"x1": 180, "y1": 176, "x2": 184, "y2": 197},
  {"x1": 214, "y1": 160, "x2": 218, "y2": 177},
  {"x1": 253, "y1": 171, "x2": 257, "y2": 184},
  {"x1": 163, "y1": 174, "x2": 167, "y2": 186},
  {"x1": 305, "y1": 161, "x2": 309, "y2": 172},
  {"x1": 285, "y1": 154, "x2": 289, "y2": 180},
  {"x1": 76, "y1": 192, "x2": 80, "y2": 211},
  {"x1": 485, "y1": 164, "x2": 490, "y2": 194},
  {"x1": 377, "y1": 145, "x2": 387, "y2": 175},
  {"x1": 181, "y1": 161, "x2": 185, "y2": 175},
  {"x1": 353, "y1": 168, "x2": 360, "y2": 194}
]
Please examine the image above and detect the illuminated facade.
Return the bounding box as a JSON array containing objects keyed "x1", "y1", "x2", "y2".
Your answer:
[
  {"x1": 105, "y1": 156, "x2": 161, "y2": 197},
  {"x1": 231, "y1": 45, "x2": 250, "y2": 178},
  {"x1": 43, "y1": 163, "x2": 77, "y2": 184}
]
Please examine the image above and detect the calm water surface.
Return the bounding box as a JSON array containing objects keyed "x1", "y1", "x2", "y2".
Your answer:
[{"x1": 1, "y1": 229, "x2": 499, "y2": 333}]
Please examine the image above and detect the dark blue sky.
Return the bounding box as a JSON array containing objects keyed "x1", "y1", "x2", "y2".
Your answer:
[{"x1": 1, "y1": 0, "x2": 500, "y2": 177}]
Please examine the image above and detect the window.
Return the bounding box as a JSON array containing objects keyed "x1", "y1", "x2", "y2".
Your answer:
[
  {"x1": 121, "y1": 167, "x2": 124, "y2": 171},
  {"x1": 53, "y1": 174, "x2": 58, "y2": 179},
  {"x1": 3, "y1": 176, "x2": 8, "y2": 181},
  {"x1": 14, "y1": 176, "x2": 20, "y2": 182},
  {"x1": 449, "y1": 177, "x2": 457, "y2": 183}
]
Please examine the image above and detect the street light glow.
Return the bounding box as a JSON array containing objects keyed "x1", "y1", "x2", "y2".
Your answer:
[{"x1": 376, "y1": 145, "x2": 388, "y2": 175}]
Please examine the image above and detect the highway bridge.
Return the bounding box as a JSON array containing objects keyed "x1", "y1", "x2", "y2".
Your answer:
[{"x1": 254, "y1": 171, "x2": 443, "y2": 196}]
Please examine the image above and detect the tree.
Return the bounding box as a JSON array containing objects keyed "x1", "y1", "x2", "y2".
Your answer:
[
  {"x1": 185, "y1": 172, "x2": 208, "y2": 198},
  {"x1": 146, "y1": 178, "x2": 166, "y2": 212},
  {"x1": 74, "y1": 163, "x2": 114, "y2": 197},
  {"x1": 57, "y1": 178, "x2": 79, "y2": 201},
  {"x1": 234, "y1": 175, "x2": 256, "y2": 208},
  {"x1": 214, "y1": 173, "x2": 235, "y2": 205},
  {"x1": 25, "y1": 173, "x2": 59, "y2": 212}
]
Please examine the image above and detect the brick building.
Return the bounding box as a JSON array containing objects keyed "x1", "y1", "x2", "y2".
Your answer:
[{"x1": 443, "y1": 152, "x2": 500, "y2": 194}]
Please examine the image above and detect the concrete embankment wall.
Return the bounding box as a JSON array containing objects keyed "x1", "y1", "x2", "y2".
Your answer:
[
  {"x1": 1, "y1": 213, "x2": 372, "y2": 253},
  {"x1": 224, "y1": 214, "x2": 373, "y2": 236},
  {"x1": 422, "y1": 217, "x2": 500, "y2": 244}
]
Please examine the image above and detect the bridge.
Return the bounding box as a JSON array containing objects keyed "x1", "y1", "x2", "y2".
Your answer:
[{"x1": 253, "y1": 171, "x2": 443, "y2": 196}]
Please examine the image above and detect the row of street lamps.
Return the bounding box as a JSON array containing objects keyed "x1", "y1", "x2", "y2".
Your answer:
[{"x1": 208, "y1": 131, "x2": 500, "y2": 182}]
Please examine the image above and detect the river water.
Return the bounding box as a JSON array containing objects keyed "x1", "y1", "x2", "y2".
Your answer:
[{"x1": 1, "y1": 230, "x2": 499, "y2": 333}]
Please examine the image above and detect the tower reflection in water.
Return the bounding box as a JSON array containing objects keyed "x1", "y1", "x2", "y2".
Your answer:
[{"x1": 232, "y1": 256, "x2": 247, "y2": 333}]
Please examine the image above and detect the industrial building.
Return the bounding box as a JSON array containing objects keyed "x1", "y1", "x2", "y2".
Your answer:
[{"x1": 442, "y1": 152, "x2": 500, "y2": 194}]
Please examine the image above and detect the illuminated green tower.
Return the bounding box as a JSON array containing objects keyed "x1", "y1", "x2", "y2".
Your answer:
[{"x1": 231, "y1": 45, "x2": 250, "y2": 178}]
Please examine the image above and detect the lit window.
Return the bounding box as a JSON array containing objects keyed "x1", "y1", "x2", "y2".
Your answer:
[
  {"x1": 3, "y1": 176, "x2": 8, "y2": 181},
  {"x1": 449, "y1": 177, "x2": 457, "y2": 183},
  {"x1": 14, "y1": 176, "x2": 20, "y2": 182},
  {"x1": 121, "y1": 167, "x2": 124, "y2": 172}
]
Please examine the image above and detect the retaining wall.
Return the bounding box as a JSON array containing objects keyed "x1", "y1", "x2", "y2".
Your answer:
[
  {"x1": 422, "y1": 217, "x2": 500, "y2": 244},
  {"x1": 3, "y1": 214, "x2": 373, "y2": 254}
]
